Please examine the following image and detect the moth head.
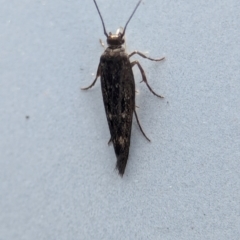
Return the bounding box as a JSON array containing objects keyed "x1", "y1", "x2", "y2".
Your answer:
[
  {"x1": 107, "y1": 28, "x2": 125, "y2": 46},
  {"x1": 93, "y1": 0, "x2": 141, "y2": 46}
]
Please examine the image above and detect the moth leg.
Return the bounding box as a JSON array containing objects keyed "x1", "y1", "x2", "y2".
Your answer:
[
  {"x1": 81, "y1": 63, "x2": 101, "y2": 90},
  {"x1": 129, "y1": 51, "x2": 165, "y2": 62},
  {"x1": 99, "y1": 39, "x2": 105, "y2": 49},
  {"x1": 108, "y1": 137, "x2": 112, "y2": 145},
  {"x1": 131, "y1": 61, "x2": 164, "y2": 98},
  {"x1": 134, "y1": 110, "x2": 150, "y2": 142}
]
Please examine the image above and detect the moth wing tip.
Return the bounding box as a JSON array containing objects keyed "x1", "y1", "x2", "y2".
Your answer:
[{"x1": 116, "y1": 155, "x2": 128, "y2": 177}]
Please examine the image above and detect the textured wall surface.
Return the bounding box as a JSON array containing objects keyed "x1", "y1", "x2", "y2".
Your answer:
[{"x1": 0, "y1": 0, "x2": 240, "y2": 239}]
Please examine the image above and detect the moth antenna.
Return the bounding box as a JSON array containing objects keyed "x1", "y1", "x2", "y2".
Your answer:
[
  {"x1": 122, "y1": 0, "x2": 142, "y2": 37},
  {"x1": 93, "y1": 0, "x2": 108, "y2": 37}
]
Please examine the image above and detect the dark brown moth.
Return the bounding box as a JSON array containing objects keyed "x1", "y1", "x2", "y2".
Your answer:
[{"x1": 82, "y1": 0, "x2": 165, "y2": 176}]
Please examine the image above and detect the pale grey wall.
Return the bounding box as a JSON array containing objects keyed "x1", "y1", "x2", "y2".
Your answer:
[{"x1": 0, "y1": 0, "x2": 240, "y2": 239}]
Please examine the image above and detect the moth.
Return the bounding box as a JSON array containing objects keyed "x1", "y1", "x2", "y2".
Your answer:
[{"x1": 82, "y1": 0, "x2": 165, "y2": 176}]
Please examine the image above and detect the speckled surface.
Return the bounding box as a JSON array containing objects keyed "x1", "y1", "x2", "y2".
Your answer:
[{"x1": 0, "y1": 0, "x2": 240, "y2": 239}]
